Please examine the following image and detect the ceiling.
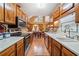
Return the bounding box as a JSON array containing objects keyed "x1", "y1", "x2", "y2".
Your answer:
[{"x1": 19, "y1": 3, "x2": 59, "y2": 16}]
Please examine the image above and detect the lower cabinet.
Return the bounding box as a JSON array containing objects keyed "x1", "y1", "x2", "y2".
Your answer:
[
  {"x1": 17, "y1": 45, "x2": 24, "y2": 56},
  {"x1": 29, "y1": 34, "x2": 33, "y2": 45},
  {"x1": 44, "y1": 34, "x2": 49, "y2": 49},
  {"x1": 62, "y1": 47, "x2": 76, "y2": 56},
  {"x1": 0, "y1": 39, "x2": 25, "y2": 56},
  {"x1": 17, "y1": 39, "x2": 24, "y2": 56},
  {"x1": 0, "y1": 45, "x2": 16, "y2": 56},
  {"x1": 48, "y1": 37, "x2": 52, "y2": 55},
  {"x1": 53, "y1": 46, "x2": 61, "y2": 56},
  {"x1": 46, "y1": 35, "x2": 76, "y2": 56},
  {"x1": 52, "y1": 40, "x2": 61, "y2": 56}
]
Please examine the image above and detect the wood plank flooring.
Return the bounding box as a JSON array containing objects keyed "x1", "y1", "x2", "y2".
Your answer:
[{"x1": 25, "y1": 35, "x2": 50, "y2": 56}]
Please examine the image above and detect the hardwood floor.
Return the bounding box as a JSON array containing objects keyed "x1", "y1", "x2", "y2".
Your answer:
[{"x1": 25, "y1": 35, "x2": 50, "y2": 56}]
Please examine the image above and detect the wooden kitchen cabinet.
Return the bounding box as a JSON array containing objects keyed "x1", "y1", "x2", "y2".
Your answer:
[
  {"x1": 59, "y1": 3, "x2": 74, "y2": 19},
  {"x1": 29, "y1": 34, "x2": 33, "y2": 46},
  {"x1": 0, "y1": 45, "x2": 16, "y2": 56},
  {"x1": 17, "y1": 45, "x2": 24, "y2": 56},
  {"x1": 75, "y1": 3, "x2": 79, "y2": 23},
  {"x1": 45, "y1": 36, "x2": 61, "y2": 56},
  {"x1": 60, "y1": 3, "x2": 74, "y2": 15},
  {"x1": 48, "y1": 36, "x2": 52, "y2": 55},
  {"x1": 17, "y1": 39, "x2": 25, "y2": 56},
  {"x1": 0, "y1": 3, "x2": 4, "y2": 23},
  {"x1": 5, "y1": 3, "x2": 16, "y2": 24},
  {"x1": 53, "y1": 45, "x2": 61, "y2": 56},
  {"x1": 16, "y1": 5, "x2": 21, "y2": 18},
  {"x1": 16, "y1": 5, "x2": 26, "y2": 21},
  {"x1": 53, "y1": 40, "x2": 61, "y2": 56},
  {"x1": 51, "y1": 39, "x2": 54, "y2": 56},
  {"x1": 21, "y1": 11, "x2": 26, "y2": 21},
  {"x1": 53, "y1": 7, "x2": 60, "y2": 21},
  {"x1": 62, "y1": 47, "x2": 76, "y2": 56},
  {"x1": 44, "y1": 34, "x2": 49, "y2": 49}
]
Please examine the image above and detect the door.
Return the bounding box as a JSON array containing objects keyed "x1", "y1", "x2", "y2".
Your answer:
[
  {"x1": 17, "y1": 6, "x2": 21, "y2": 18},
  {"x1": 51, "y1": 39, "x2": 54, "y2": 56},
  {"x1": 0, "y1": 3, "x2": 4, "y2": 23},
  {"x1": 44, "y1": 34, "x2": 49, "y2": 49},
  {"x1": 17, "y1": 45, "x2": 24, "y2": 56},
  {"x1": 75, "y1": 3, "x2": 79, "y2": 23},
  {"x1": 53, "y1": 46, "x2": 61, "y2": 56},
  {"x1": 5, "y1": 3, "x2": 16, "y2": 24},
  {"x1": 48, "y1": 37, "x2": 52, "y2": 55}
]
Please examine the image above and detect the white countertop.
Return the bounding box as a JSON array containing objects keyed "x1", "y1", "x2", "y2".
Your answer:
[
  {"x1": 45, "y1": 32, "x2": 79, "y2": 56},
  {"x1": 0, "y1": 36, "x2": 24, "y2": 52}
]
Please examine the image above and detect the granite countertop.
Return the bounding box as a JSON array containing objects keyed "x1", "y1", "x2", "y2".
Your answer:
[
  {"x1": 45, "y1": 32, "x2": 79, "y2": 56},
  {"x1": 0, "y1": 36, "x2": 24, "y2": 52}
]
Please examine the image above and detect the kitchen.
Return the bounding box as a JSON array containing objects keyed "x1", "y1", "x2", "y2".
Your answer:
[{"x1": 0, "y1": 3, "x2": 79, "y2": 56}]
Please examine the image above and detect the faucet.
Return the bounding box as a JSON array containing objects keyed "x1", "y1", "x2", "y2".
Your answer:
[
  {"x1": 68, "y1": 29, "x2": 71, "y2": 38},
  {"x1": 64, "y1": 25, "x2": 71, "y2": 38}
]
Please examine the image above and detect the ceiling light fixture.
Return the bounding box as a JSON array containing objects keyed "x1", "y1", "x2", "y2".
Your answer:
[{"x1": 36, "y1": 3, "x2": 46, "y2": 8}]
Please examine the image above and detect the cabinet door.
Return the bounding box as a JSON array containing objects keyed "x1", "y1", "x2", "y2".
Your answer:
[
  {"x1": 62, "y1": 47, "x2": 76, "y2": 56},
  {"x1": 48, "y1": 37, "x2": 52, "y2": 55},
  {"x1": 53, "y1": 7, "x2": 60, "y2": 21},
  {"x1": 53, "y1": 46, "x2": 61, "y2": 56},
  {"x1": 17, "y1": 39, "x2": 24, "y2": 56},
  {"x1": 0, "y1": 45, "x2": 16, "y2": 56},
  {"x1": 75, "y1": 3, "x2": 79, "y2": 23},
  {"x1": 29, "y1": 35, "x2": 33, "y2": 45},
  {"x1": 53, "y1": 40, "x2": 61, "y2": 56},
  {"x1": 51, "y1": 39, "x2": 54, "y2": 56},
  {"x1": 17, "y1": 45, "x2": 24, "y2": 56},
  {"x1": 17, "y1": 6, "x2": 21, "y2": 18},
  {"x1": 0, "y1": 3, "x2": 4, "y2": 23},
  {"x1": 5, "y1": 3, "x2": 16, "y2": 24},
  {"x1": 60, "y1": 3, "x2": 74, "y2": 15}
]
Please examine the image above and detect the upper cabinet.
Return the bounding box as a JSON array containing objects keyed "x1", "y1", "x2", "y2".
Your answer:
[
  {"x1": 17, "y1": 6, "x2": 21, "y2": 18},
  {"x1": 75, "y1": 3, "x2": 79, "y2": 23},
  {"x1": 21, "y1": 11, "x2": 26, "y2": 21},
  {"x1": 60, "y1": 3, "x2": 74, "y2": 15},
  {"x1": 0, "y1": 3, "x2": 4, "y2": 23},
  {"x1": 5, "y1": 3, "x2": 16, "y2": 24},
  {"x1": 53, "y1": 7, "x2": 60, "y2": 20},
  {"x1": 16, "y1": 5, "x2": 26, "y2": 21},
  {"x1": 0, "y1": 3, "x2": 27, "y2": 25}
]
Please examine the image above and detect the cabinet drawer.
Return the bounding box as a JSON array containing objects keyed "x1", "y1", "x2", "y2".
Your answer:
[
  {"x1": 17, "y1": 39, "x2": 24, "y2": 47},
  {"x1": 53, "y1": 40, "x2": 61, "y2": 49},
  {"x1": 62, "y1": 47, "x2": 76, "y2": 56},
  {"x1": 0, "y1": 45, "x2": 16, "y2": 56}
]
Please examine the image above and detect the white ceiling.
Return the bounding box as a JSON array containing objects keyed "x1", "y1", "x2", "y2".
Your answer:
[{"x1": 20, "y1": 3, "x2": 59, "y2": 16}]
